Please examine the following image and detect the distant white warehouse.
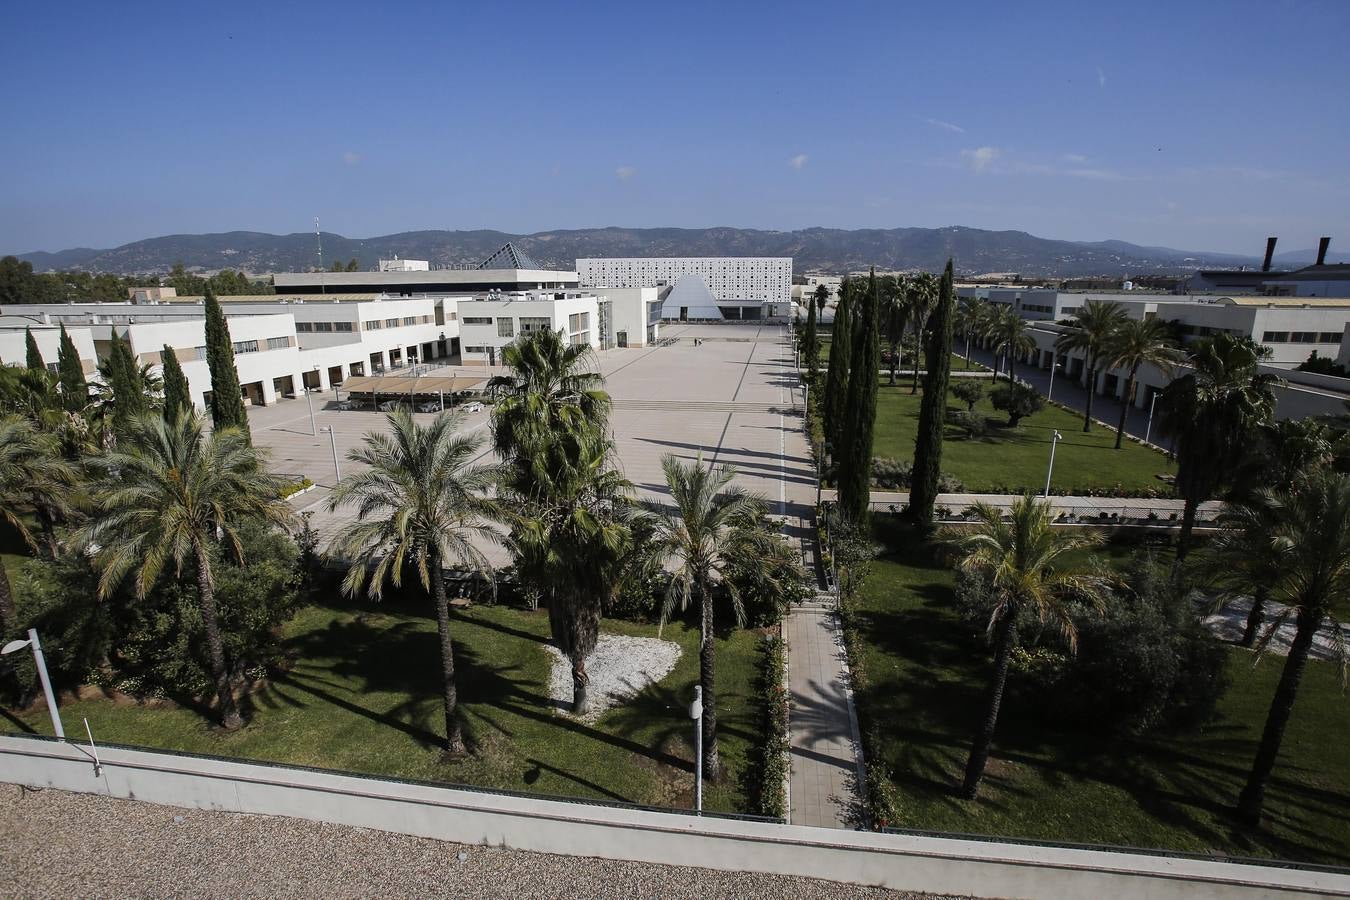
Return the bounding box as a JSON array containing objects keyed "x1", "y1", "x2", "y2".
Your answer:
[{"x1": 577, "y1": 257, "x2": 792, "y2": 321}]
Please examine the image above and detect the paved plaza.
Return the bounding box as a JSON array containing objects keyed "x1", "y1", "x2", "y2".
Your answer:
[{"x1": 245, "y1": 322, "x2": 863, "y2": 829}]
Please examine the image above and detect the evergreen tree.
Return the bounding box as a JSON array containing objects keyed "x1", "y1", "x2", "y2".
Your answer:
[
  {"x1": 160, "y1": 344, "x2": 191, "y2": 422},
  {"x1": 908, "y1": 260, "x2": 955, "y2": 528},
  {"x1": 24, "y1": 328, "x2": 44, "y2": 372},
  {"x1": 804, "y1": 285, "x2": 821, "y2": 375},
  {"x1": 104, "y1": 329, "x2": 146, "y2": 430},
  {"x1": 839, "y1": 270, "x2": 880, "y2": 523},
  {"x1": 56, "y1": 324, "x2": 88, "y2": 412},
  {"x1": 823, "y1": 279, "x2": 853, "y2": 456},
  {"x1": 203, "y1": 287, "x2": 250, "y2": 439}
]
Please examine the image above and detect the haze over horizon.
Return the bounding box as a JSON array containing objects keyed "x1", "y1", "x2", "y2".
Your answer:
[{"x1": 5, "y1": 0, "x2": 1348, "y2": 257}]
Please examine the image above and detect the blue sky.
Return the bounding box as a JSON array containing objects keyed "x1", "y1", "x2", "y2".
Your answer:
[{"x1": 4, "y1": 0, "x2": 1348, "y2": 255}]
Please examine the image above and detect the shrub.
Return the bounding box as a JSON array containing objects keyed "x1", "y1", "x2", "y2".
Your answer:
[
  {"x1": 990, "y1": 382, "x2": 1045, "y2": 427},
  {"x1": 951, "y1": 379, "x2": 985, "y2": 411},
  {"x1": 605, "y1": 569, "x2": 665, "y2": 623},
  {"x1": 871, "y1": 456, "x2": 964, "y2": 493},
  {"x1": 947, "y1": 409, "x2": 988, "y2": 440},
  {"x1": 744, "y1": 634, "x2": 789, "y2": 819}
]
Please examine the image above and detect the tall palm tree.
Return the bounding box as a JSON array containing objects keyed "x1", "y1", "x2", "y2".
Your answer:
[
  {"x1": 954, "y1": 298, "x2": 988, "y2": 370},
  {"x1": 1102, "y1": 317, "x2": 1179, "y2": 449},
  {"x1": 0, "y1": 415, "x2": 77, "y2": 635},
  {"x1": 508, "y1": 431, "x2": 635, "y2": 713},
  {"x1": 941, "y1": 496, "x2": 1109, "y2": 799},
  {"x1": 1158, "y1": 334, "x2": 1279, "y2": 560},
  {"x1": 329, "y1": 408, "x2": 501, "y2": 754},
  {"x1": 81, "y1": 413, "x2": 293, "y2": 729},
  {"x1": 988, "y1": 308, "x2": 1036, "y2": 384},
  {"x1": 489, "y1": 327, "x2": 610, "y2": 461},
  {"x1": 906, "y1": 274, "x2": 939, "y2": 394},
  {"x1": 881, "y1": 275, "x2": 910, "y2": 385},
  {"x1": 649, "y1": 454, "x2": 775, "y2": 780},
  {"x1": 1054, "y1": 299, "x2": 1128, "y2": 433},
  {"x1": 1215, "y1": 473, "x2": 1350, "y2": 826}
]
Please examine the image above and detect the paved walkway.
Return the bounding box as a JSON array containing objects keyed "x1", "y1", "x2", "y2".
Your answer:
[{"x1": 821, "y1": 489, "x2": 1224, "y2": 521}]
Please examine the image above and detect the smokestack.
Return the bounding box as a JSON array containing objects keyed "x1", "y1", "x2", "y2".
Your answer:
[
  {"x1": 1316, "y1": 237, "x2": 1331, "y2": 266},
  {"x1": 1262, "y1": 237, "x2": 1277, "y2": 272}
]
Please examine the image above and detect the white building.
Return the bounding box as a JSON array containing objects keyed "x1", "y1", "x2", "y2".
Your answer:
[
  {"x1": 577, "y1": 257, "x2": 792, "y2": 321},
  {"x1": 378, "y1": 257, "x2": 430, "y2": 272},
  {"x1": 455, "y1": 291, "x2": 608, "y2": 366}
]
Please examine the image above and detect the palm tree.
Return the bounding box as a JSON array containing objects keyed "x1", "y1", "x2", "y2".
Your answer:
[
  {"x1": 1054, "y1": 299, "x2": 1128, "y2": 433},
  {"x1": 508, "y1": 431, "x2": 635, "y2": 713},
  {"x1": 941, "y1": 496, "x2": 1109, "y2": 799},
  {"x1": 648, "y1": 454, "x2": 775, "y2": 780},
  {"x1": 0, "y1": 415, "x2": 77, "y2": 634},
  {"x1": 329, "y1": 408, "x2": 501, "y2": 754},
  {"x1": 81, "y1": 412, "x2": 293, "y2": 729},
  {"x1": 488, "y1": 327, "x2": 610, "y2": 462},
  {"x1": 881, "y1": 275, "x2": 910, "y2": 385},
  {"x1": 1102, "y1": 317, "x2": 1179, "y2": 449},
  {"x1": 954, "y1": 298, "x2": 988, "y2": 370},
  {"x1": 1158, "y1": 334, "x2": 1278, "y2": 560},
  {"x1": 906, "y1": 274, "x2": 939, "y2": 394},
  {"x1": 988, "y1": 308, "x2": 1036, "y2": 384},
  {"x1": 1216, "y1": 473, "x2": 1350, "y2": 826}
]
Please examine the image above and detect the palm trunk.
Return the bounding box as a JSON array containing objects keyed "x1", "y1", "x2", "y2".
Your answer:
[
  {"x1": 1240, "y1": 587, "x2": 1268, "y2": 648},
  {"x1": 698, "y1": 578, "x2": 721, "y2": 781},
  {"x1": 572, "y1": 656, "x2": 590, "y2": 715},
  {"x1": 0, "y1": 561, "x2": 16, "y2": 638},
  {"x1": 964, "y1": 333, "x2": 971, "y2": 369},
  {"x1": 192, "y1": 537, "x2": 241, "y2": 731},
  {"x1": 1176, "y1": 495, "x2": 1199, "y2": 562},
  {"x1": 430, "y1": 558, "x2": 467, "y2": 755},
  {"x1": 1082, "y1": 356, "x2": 1097, "y2": 433},
  {"x1": 37, "y1": 506, "x2": 59, "y2": 560},
  {"x1": 1237, "y1": 607, "x2": 1317, "y2": 826},
  {"x1": 1114, "y1": 369, "x2": 1136, "y2": 450},
  {"x1": 1006, "y1": 353, "x2": 1016, "y2": 385},
  {"x1": 963, "y1": 608, "x2": 1017, "y2": 799}
]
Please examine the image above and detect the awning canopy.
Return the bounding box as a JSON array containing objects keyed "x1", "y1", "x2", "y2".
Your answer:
[{"x1": 340, "y1": 373, "x2": 487, "y2": 396}]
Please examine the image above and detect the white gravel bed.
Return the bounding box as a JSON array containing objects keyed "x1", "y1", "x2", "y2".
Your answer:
[
  {"x1": 0, "y1": 786, "x2": 940, "y2": 898},
  {"x1": 1203, "y1": 597, "x2": 1349, "y2": 660},
  {"x1": 545, "y1": 633, "x2": 682, "y2": 722}
]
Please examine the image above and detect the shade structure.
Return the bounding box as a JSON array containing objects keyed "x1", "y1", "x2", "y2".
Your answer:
[{"x1": 340, "y1": 373, "x2": 487, "y2": 397}]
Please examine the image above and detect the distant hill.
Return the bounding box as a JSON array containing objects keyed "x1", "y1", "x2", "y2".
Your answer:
[{"x1": 14, "y1": 225, "x2": 1283, "y2": 278}]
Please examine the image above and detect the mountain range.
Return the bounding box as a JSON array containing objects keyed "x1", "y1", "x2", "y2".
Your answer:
[{"x1": 14, "y1": 226, "x2": 1334, "y2": 278}]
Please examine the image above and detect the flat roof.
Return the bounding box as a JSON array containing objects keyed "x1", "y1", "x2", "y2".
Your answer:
[
  {"x1": 1217, "y1": 296, "x2": 1350, "y2": 308},
  {"x1": 341, "y1": 373, "x2": 487, "y2": 396},
  {"x1": 273, "y1": 269, "x2": 578, "y2": 290}
]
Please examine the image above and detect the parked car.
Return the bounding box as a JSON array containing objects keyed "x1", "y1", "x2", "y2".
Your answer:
[
  {"x1": 460, "y1": 401, "x2": 484, "y2": 413},
  {"x1": 417, "y1": 400, "x2": 442, "y2": 413},
  {"x1": 378, "y1": 400, "x2": 402, "y2": 412}
]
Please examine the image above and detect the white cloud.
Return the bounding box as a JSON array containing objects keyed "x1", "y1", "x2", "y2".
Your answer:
[
  {"x1": 788, "y1": 153, "x2": 809, "y2": 171},
  {"x1": 342, "y1": 151, "x2": 363, "y2": 165},
  {"x1": 615, "y1": 165, "x2": 637, "y2": 181},
  {"x1": 1063, "y1": 153, "x2": 1088, "y2": 164},
  {"x1": 1065, "y1": 167, "x2": 1127, "y2": 181},
  {"x1": 925, "y1": 118, "x2": 965, "y2": 134},
  {"x1": 960, "y1": 146, "x2": 1000, "y2": 174},
  {"x1": 1097, "y1": 66, "x2": 1106, "y2": 88}
]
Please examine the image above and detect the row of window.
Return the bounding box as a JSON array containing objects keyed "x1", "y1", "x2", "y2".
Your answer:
[
  {"x1": 363, "y1": 315, "x2": 433, "y2": 330},
  {"x1": 296, "y1": 321, "x2": 355, "y2": 333},
  {"x1": 1262, "y1": 331, "x2": 1344, "y2": 344},
  {"x1": 193, "y1": 336, "x2": 291, "y2": 359}
]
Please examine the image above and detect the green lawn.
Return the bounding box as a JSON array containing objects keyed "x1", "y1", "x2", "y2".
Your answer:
[
  {"x1": 812, "y1": 334, "x2": 981, "y2": 374},
  {"x1": 872, "y1": 384, "x2": 1175, "y2": 494},
  {"x1": 850, "y1": 516, "x2": 1350, "y2": 864},
  {"x1": 2, "y1": 592, "x2": 765, "y2": 814}
]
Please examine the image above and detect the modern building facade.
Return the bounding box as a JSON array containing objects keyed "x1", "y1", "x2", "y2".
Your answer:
[
  {"x1": 577, "y1": 257, "x2": 792, "y2": 320},
  {"x1": 273, "y1": 243, "x2": 578, "y2": 296}
]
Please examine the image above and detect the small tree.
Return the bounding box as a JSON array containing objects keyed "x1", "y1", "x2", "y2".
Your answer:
[
  {"x1": 823, "y1": 280, "x2": 853, "y2": 455},
  {"x1": 908, "y1": 261, "x2": 955, "y2": 527},
  {"x1": 160, "y1": 344, "x2": 191, "y2": 423},
  {"x1": 951, "y1": 379, "x2": 984, "y2": 412},
  {"x1": 56, "y1": 324, "x2": 88, "y2": 412},
  {"x1": 24, "y1": 328, "x2": 45, "y2": 372},
  {"x1": 204, "y1": 287, "x2": 250, "y2": 439},
  {"x1": 990, "y1": 382, "x2": 1044, "y2": 427},
  {"x1": 839, "y1": 269, "x2": 880, "y2": 523}
]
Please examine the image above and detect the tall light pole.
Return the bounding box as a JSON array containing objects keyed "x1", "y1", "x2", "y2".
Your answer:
[
  {"x1": 2, "y1": 629, "x2": 64, "y2": 739},
  {"x1": 319, "y1": 426, "x2": 341, "y2": 484},
  {"x1": 305, "y1": 368, "x2": 318, "y2": 436},
  {"x1": 1047, "y1": 353, "x2": 1058, "y2": 402},
  {"x1": 1044, "y1": 430, "x2": 1063, "y2": 498},
  {"x1": 1144, "y1": 390, "x2": 1160, "y2": 446},
  {"x1": 689, "y1": 685, "x2": 704, "y2": 814}
]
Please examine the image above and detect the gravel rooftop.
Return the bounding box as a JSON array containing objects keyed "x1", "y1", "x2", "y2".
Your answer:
[{"x1": 0, "y1": 785, "x2": 951, "y2": 898}]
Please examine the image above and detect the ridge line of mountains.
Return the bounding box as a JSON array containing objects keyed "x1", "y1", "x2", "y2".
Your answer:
[{"x1": 14, "y1": 225, "x2": 1331, "y2": 278}]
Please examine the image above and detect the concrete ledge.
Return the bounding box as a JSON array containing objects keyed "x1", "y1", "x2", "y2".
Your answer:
[{"x1": 1, "y1": 735, "x2": 1346, "y2": 899}]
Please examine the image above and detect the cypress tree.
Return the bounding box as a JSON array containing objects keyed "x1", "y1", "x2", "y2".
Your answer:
[
  {"x1": 839, "y1": 269, "x2": 880, "y2": 523},
  {"x1": 105, "y1": 330, "x2": 146, "y2": 430},
  {"x1": 160, "y1": 343, "x2": 191, "y2": 422},
  {"x1": 823, "y1": 279, "x2": 853, "y2": 456},
  {"x1": 24, "y1": 327, "x2": 45, "y2": 372},
  {"x1": 203, "y1": 286, "x2": 251, "y2": 439},
  {"x1": 908, "y1": 260, "x2": 956, "y2": 528},
  {"x1": 56, "y1": 324, "x2": 88, "y2": 411},
  {"x1": 804, "y1": 287, "x2": 819, "y2": 376}
]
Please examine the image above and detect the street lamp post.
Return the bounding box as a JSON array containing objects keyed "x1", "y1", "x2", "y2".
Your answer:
[
  {"x1": 319, "y1": 426, "x2": 341, "y2": 484},
  {"x1": 1047, "y1": 354, "x2": 1058, "y2": 402},
  {"x1": 1044, "y1": 430, "x2": 1063, "y2": 498},
  {"x1": 689, "y1": 685, "x2": 704, "y2": 814},
  {"x1": 2, "y1": 629, "x2": 64, "y2": 739},
  {"x1": 305, "y1": 367, "x2": 319, "y2": 436},
  {"x1": 1144, "y1": 391, "x2": 1160, "y2": 446}
]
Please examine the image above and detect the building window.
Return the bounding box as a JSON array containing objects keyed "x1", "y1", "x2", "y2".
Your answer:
[
  {"x1": 1289, "y1": 331, "x2": 1317, "y2": 343},
  {"x1": 497, "y1": 317, "x2": 515, "y2": 337},
  {"x1": 1319, "y1": 331, "x2": 1343, "y2": 344},
  {"x1": 463, "y1": 345, "x2": 489, "y2": 353},
  {"x1": 365, "y1": 320, "x2": 382, "y2": 330},
  {"x1": 402, "y1": 316, "x2": 416, "y2": 326},
  {"x1": 385, "y1": 318, "x2": 399, "y2": 328},
  {"x1": 335, "y1": 321, "x2": 353, "y2": 332},
  {"x1": 1263, "y1": 331, "x2": 1289, "y2": 343},
  {"x1": 266, "y1": 336, "x2": 289, "y2": 350},
  {"x1": 295, "y1": 322, "x2": 314, "y2": 332},
  {"x1": 233, "y1": 340, "x2": 259, "y2": 354},
  {"x1": 314, "y1": 321, "x2": 333, "y2": 332},
  {"x1": 462, "y1": 317, "x2": 493, "y2": 325},
  {"x1": 194, "y1": 345, "x2": 208, "y2": 360},
  {"x1": 519, "y1": 316, "x2": 550, "y2": 334}
]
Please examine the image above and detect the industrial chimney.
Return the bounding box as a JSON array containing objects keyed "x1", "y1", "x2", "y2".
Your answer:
[
  {"x1": 1316, "y1": 237, "x2": 1331, "y2": 266},
  {"x1": 1262, "y1": 237, "x2": 1278, "y2": 272}
]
